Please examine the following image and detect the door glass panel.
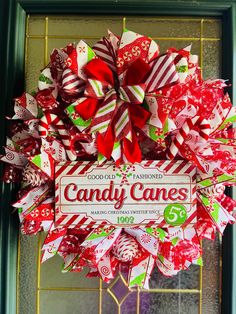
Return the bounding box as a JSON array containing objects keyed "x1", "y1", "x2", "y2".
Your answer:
[{"x1": 18, "y1": 15, "x2": 222, "y2": 314}]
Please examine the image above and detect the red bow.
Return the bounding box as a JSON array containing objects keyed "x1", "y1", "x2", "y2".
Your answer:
[{"x1": 75, "y1": 58, "x2": 151, "y2": 163}]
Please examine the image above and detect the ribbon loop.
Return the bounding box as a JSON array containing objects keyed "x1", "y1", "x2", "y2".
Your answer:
[
  {"x1": 119, "y1": 84, "x2": 145, "y2": 104},
  {"x1": 90, "y1": 89, "x2": 117, "y2": 135}
]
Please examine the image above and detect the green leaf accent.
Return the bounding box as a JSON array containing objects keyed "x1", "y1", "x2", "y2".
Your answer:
[
  {"x1": 129, "y1": 273, "x2": 146, "y2": 287},
  {"x1": 113, "y1": 142, "x2": 120, "y2": 150},
  {"x1": 201, "y1": 195, "x2": 220, "y2": 221},
  {"x1": 201, "y1": 195, "x2": 210, "y2": 206},
  {"x1": 198, "y1": 173, "x2": 234, "y2": 187},
  {"x1": 171, "y1": 237, "x2": 179, "y2": 246},
  {"x1": 176, "y1": 65, "x2": 188, "y2": 73},
  {"x1": 217, "y1": 138, "x2": 235, "y2": 144},
  {"x1": 163, "y1": 119, "x2": 169, "y2": 134},
  {"x1": 149, "y1": 125, "x2": 158, "y2": 141},
  {"x1": 198, "y1": 178, "x2": 212, "y2": 187},
  {"x1": 39, "y1": 73, "x2": 53, "y2": 84},
  {"x1": 196, "y1": 257, "x2": 203, "y2": 266},
  {"x1": 76, "y1": 117, "x2": 91, "y2": 127},
  {"x1": 66, "y1": 104, "x2": 91, "y2": 128},
  {"x1": 218, "y1": 114, "x2": 236, "y2": 130},
  {"x1": 18, "y1": 208, "x2": 23, "y2": 214},
  {"x1": 31, "y1": 90, "x2": 37, "y2": 96},
  {"x1": 141, "y1": 98, "x2": 149, "y2": 112},
  {"x1": 211, "y1": 202, "x2": 220, "y2": 221},
  {"x1": 37, "y1": 107, "x2": 44, "y2": 119},
  {"x1": 158, "y1": 254, "x2": 165, "y2": 263},
  {"x1": 98, "y1": 153, "x2": 106, "y2": 163},
  {"x1": 87, "y1": 46, "x2": 96, "y2": 62},
  {"x1": 31, "y1": 154, "x2": 42, "y2": 168}
]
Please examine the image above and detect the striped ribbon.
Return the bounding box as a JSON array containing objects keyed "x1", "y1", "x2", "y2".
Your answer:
[
  {"x1": 84, "y1": 79, "x2": 111, "y2": 99},
  {"x1": 62, "y1": 68, "x2": 85, "y2": 95},
  {"x1": 114, "y1": 104, "x2": 132, "y2": 141},
  {"x1": 167, "y1": 115, "x2": 211, "y2": 160},
  {"x1": 39, "y1": 113, "x2": 76, "y2": 161},
  {"x1": 90, "y1": 89, "x2": 117, "y2": 135},
  {"x1": 145, "y1": 54, "x2": 179, "y2": 92},
  {"x1": 119, "y1": 84, "x2": 145, "y2": 104},
  {"x1": 93, "y1": 33, "x2": 118, "y2": 72},
  {"x1": 87, "y1": 79, "x2": 146, "y2": 142}
]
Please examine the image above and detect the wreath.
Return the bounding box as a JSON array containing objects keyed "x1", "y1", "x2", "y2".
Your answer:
[{"x1": 1, "y1": 29, "x2": 236, "y2": 288}]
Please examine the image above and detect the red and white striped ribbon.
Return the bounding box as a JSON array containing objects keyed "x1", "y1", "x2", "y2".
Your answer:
[
  {"x1": 167, "y1": 116, "x2": 211, "y2": 160},
  {"x1": 145, "y1": 54, "x2": 179, "y2": 92},
  {"x1": 112, "y1": 83, "x2": 145, "y2": 141},
  {"x1": 84, "y1": 79, "x2": 111, "y2": 99},
  {"x1": 119, "y1": 84, "x2": 145, "y2": 104},
  {"x1": 62, "y1": 68, "x2": 85, "y2": 95},
  {"x1": 90, "y1": 89, "x2": 117, "y2": 135},
  {"x1": 114, "y1": 104, "x2": 132, "y2": 141},
  {"x1": 39, "y1": 113, "x2": 76, "y2": 161},
  {"x1": 93, "y1": 35, "x2": 118, "y2": 72},
  {"x1": 86, "y1": 76, "x2": 146, "y2": 140}
]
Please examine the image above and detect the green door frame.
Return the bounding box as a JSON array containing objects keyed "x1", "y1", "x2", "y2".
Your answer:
[{"x1": 0, "y1": 1, "x2": 236, "y2": 313}]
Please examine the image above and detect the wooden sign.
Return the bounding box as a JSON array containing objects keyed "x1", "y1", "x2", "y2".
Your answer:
[{"x1": 55, "y1": 160, "x2": 197, "y2": 228}]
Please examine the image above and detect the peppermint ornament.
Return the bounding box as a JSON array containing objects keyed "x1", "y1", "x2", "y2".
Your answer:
[
  {"x1": 22, "y1": 163, "x2": 49, "y2": 187},
  {"x1": 112, "y1": 233, "x2": 139, "y2": 262}
]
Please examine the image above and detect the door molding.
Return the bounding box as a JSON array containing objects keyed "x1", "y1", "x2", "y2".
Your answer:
[{"x1": 0, "y1": 1, "x2": 235, "y2": 313}]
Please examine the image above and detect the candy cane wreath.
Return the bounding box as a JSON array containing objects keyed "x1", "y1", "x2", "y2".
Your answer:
[{"x1": 1, "y1": 28, "x2": 236, "y2": 288}]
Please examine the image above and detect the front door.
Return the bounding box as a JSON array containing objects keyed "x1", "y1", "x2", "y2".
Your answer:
[{"x1": 17, "y1": 15, "x2": 222, "y2": 314}]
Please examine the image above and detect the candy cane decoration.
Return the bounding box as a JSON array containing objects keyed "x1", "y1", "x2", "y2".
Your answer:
[
  {"x1": 39, "y1": 113, "x2": 76, "y2": 161},
  {"x1": 167, "y1": 115, "x2": 210, "y2": 160}
]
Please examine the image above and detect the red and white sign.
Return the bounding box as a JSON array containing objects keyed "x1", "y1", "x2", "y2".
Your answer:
[{"x1": 55, "y1": 160, "x2": 197, "y2": 228}]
